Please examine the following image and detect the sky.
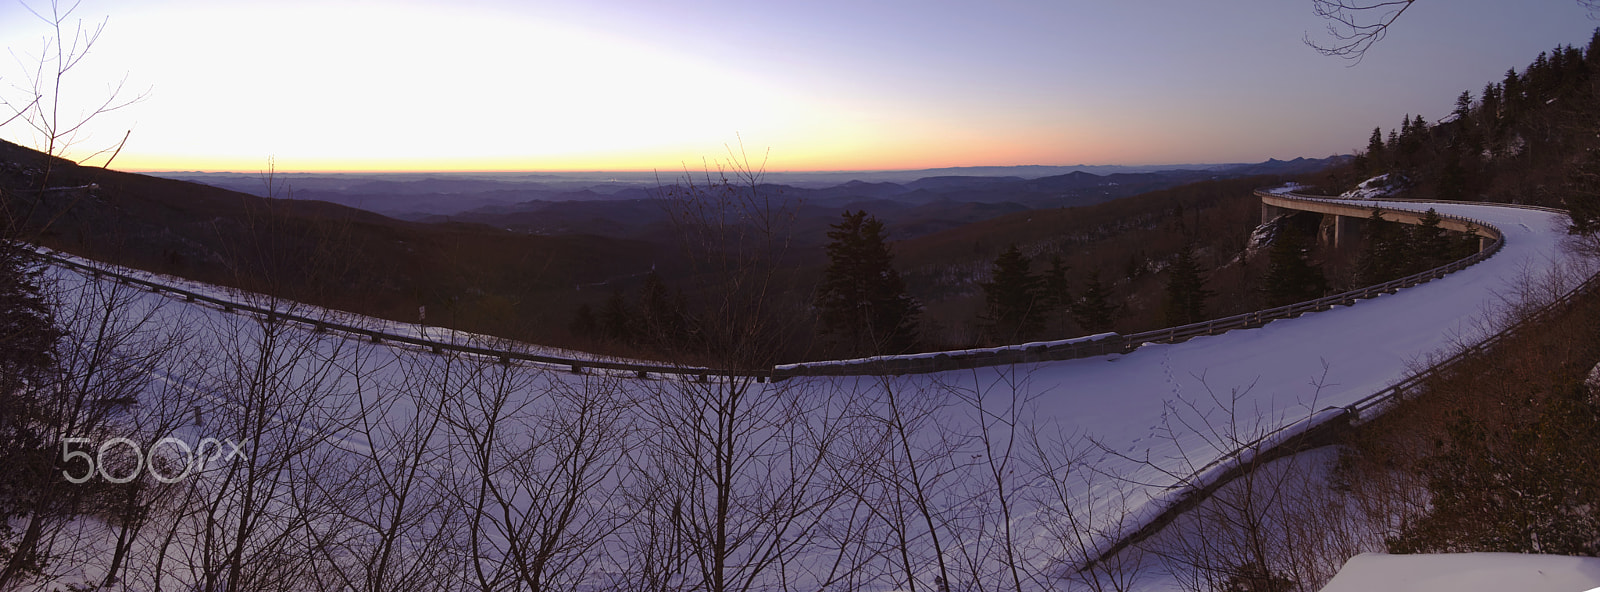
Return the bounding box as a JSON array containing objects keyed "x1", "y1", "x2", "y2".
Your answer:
[{"x1": 0, "y1": 0, "x2": 1596, "y2": 173}]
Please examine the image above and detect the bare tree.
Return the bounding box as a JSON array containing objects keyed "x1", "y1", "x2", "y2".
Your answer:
[
  {"x1": 1024, "y1": 427, "x2": 1149, "y2": 592},
  {"x1": 56, "y1": 273, "x2": 197, "y2": 589},
  {"x1": 1, "y1": 0, "x2": 145, "y2": 240},
  {"x1": 162, "y1": 302, "x2": 363, "y2": 592},
  {"x1": 3, "y1": 0, "x2": 143, "y2": 165},
  {"x1": 0, "y1": 260, "x2": 152, "y2": 585},
  {"x1": 300, "y1": 347, "x2": 466, "y2": 592},
  {"x1": 938, "y1": 367, "x2": 1064, "y2": 592},
  {"x1": 842, "y1": 375, "x2": 967, "y2": 592},
  {"x1": 434, "y1": 351, "x2": 636, "y2": 592},
  {"x1": 654, "y1": 140, "x2": 809, "y2": 367},
  {"x1": 625, "y1": 373, "x2": 857, "y2": 592},
  {"x1": 1101, "y1": 374, "x2": 1343, "y2": 592}
]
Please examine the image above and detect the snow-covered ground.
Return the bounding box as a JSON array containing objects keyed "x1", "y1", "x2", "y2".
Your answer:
[
  {"x1": 885, "y1": 200, "x2": 1577, "y2": 584},
  {"x1": 28, "y1": 198, "x2": 1583, "y2": 591},
  {"x1": 1319, "y1": 553, "x2": 1600, "y2": 592}
]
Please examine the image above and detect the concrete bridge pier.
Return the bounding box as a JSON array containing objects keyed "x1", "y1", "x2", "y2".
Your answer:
[
  {"x1": 1315, "y1": 213, "x2": 1364, "y2": 250},
  {"x1": 1262, "y1": 201, "x2": 1289, "y2": 223},
  {"x1": 1333, "y1": 213, "x2": 1363, "y2": 250}
]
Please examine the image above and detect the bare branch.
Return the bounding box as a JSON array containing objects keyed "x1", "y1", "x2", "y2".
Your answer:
[{"x1": 1304, "y1": 0, "x2": 1416, "y2": 63}]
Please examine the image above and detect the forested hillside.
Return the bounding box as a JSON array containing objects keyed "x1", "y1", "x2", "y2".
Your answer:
[{"x1": 1312, "y1": 28, "x2": 1600, "y2": 212}]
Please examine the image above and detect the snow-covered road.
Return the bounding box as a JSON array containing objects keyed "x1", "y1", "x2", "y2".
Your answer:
[
  {"x1": 41, "y1": 197, "x2": 1579, "y2": 591},
  {"x1": 894, "y1": 199, "x2": 1576, "y2": 566}
]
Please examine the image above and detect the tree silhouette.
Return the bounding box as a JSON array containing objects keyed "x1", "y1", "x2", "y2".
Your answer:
[
  {"x1": 980, "y1": 245, "x2": 1044, "y2": 343},
  {"x1": 1042, "y1": 255, "x2": 1074, "y2": 334},
  {"x1": 601, "y1": 287, "x2": 634, "y2": 342},
  {"x1": 1072, "y1": 270, "x2": 1118, "y2": 334},
  {"x1": 1565, "y1": 146, "x2": 1600, "y2": 238},
  {"x1": 568, "y1": 303, "x2": 599, "y2": 339},
  {"x1": 1410, "y1": 208, "x2": 1452, "y2": 273},
  {"x1": 1355, "y1": 208, "x2": 1409, "y2": 284},
  {"x1": 638, "y1": 271, "x2": 688, "y2": 348},
  {"x1": 1262, "y1": 225, "x2": 1328, "y2": 307},
  {"x1": 816, "y1": 210, "x2": 920, "y2": 355},
  {"x1": 0, "y1": 237, "x2": 64, "y2": 585},
  {"x1": 1161, "y1": 243, "x2": 1211, "y2": 327}
]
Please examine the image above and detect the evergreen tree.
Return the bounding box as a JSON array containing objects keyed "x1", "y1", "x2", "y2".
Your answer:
[
  {"x1": 1480, "y1": 82, "x2": 1501, "y2": 137},
  {"x1": 1503, "y1": 68, "x2": 1523, "y2": 118},
  {"x1": 1364, "y1": 126, "x2": 1387, "y2": 172},
  {"x1": 0, "y1": 238, "x2": 66, "y2": 583},
  {"x1": 1565, "y1": 146, "x2": 1600, "y2": 236},
  {"x1": 1042, "y1": 255, "x2": 1073, "y2": 332},
  {"x1": 600, "y1": 287, "x2": 634, "y2": 342},
  {"x1": 1161, "y1": 243, "x2": 1211, "y2": 327},
  {"x1": 1410, "y1": 208, "x2": 1452, "y2": 273},
  {"x1": 1437, "y1": 152, "x2": 1467, "y2": 201},
  {"x1": 568, "y1": 303, "x2": 598, "y2": 339},
  {"x1": 981, "y1": 245, "x2": 1044, "y2": 343},
  {"x1": 1451, "y1": 89, "x2": 1483, "y2": 157},
  {"x1": 0, "y1": 240, "x2": 59, "y2": 392},
  {"x1": 1588, "y1": 27, "x2": 1600, "y2": 69},
  {"x1": 638, "y1": 271, "x2": 687, "y2": 348},
  {"x1": 1262, "y1": 224, "x2": 1328, "y2": 307},
  {"x1": 816, "y1": 210, "x2": 920, "y2": 354},
  {"x1": 1356, "y1": 208, "x2": 1409, "y2": 284},
  {"x1": 1390, "y1": 382, "x2": 1600, "y2": 555},
  {"x1": 1451, "y1": 90, "x2": 1473, "y2": 124},
  {"x1": 1396, "y1": 114, "x2": 1427, "y2": 168},
  {"x1": 1072, "y1": 270, "x2": 1117, "y2": 334}
]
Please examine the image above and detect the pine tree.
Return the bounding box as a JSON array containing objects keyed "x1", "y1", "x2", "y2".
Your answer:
[
  {"x1": 1390, "y1": 382, "x2": 1600, "y2": 555},
  {"x1": 1452, "y1": 90, "x2": 1473, "y2": 124},
  {"x1": 1565, "y1": 146, "x2": 1600, "y2": 236},
  {"x1": 1451, "y1": 89, "x2": 1483, "y2": 158},
  {"x1": 1161, "y1": 243, "x2": 1211, "y2": 327},
  {"x1": 568, "y1": 303, "x2": 599, "y2": 339},
  {"x1": 1410, "y1": 208, "x2": 1452, "y2": 273},
  {"x1": 981, "y1": 245, "x2": 1044, "y2": 343},
  {"x1": 1356, "y1": 208, "x2": 1409, "y2": 284},
  {"x1": 600, "y1": 287, "x2": 634, "y2": 342},
  {"x1": 1480, "y1": 82, "x2": 1501, "y2": 138},
  {"x1": 1364, "y1": 127, "x2": 1387, "y2": 173},
  {"x1": 1262, "y1": 224, "x2": 1328, "y2": 307},
  {"x1": 1503, "y1": 68, "x2": 1523, "y2": 119},
  {"x1": 638, "y1": 271, "x2": 686, "y2": 348},
  {"x1": 1437, "y1": 152, "x2": 1467, "y2": 201},
  {"x1": 0, "y1": 238, "x2": 66, "y2": 584},
  {"x1": 816, "y1": 210, "x2": 920, "y2": 354},
  {"x1": 1042, "y1": 255, "x2": 1073, "y2": 333},
  {"x1": 1072, "y1": 270, "x2": 1117, "y2": 334}
]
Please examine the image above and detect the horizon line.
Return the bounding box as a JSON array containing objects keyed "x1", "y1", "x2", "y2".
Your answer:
[{"x1": 123, "y1": 160, "x2": 1284, "y2": 176}]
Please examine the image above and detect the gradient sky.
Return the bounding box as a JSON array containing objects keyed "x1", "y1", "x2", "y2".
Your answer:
[{"x1": 0, "y1": 0, "x2": 1596, "y2": 173}]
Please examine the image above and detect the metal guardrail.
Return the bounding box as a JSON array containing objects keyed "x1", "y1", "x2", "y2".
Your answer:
[
  {"x1": 35, "y1": 251, "x2": 776, "y2": 382},
  {"x1": 36, "y1": 191, "x2": 1512, "y2": 383}
]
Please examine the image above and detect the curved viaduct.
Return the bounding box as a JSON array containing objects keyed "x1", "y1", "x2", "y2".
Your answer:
[{"x1": 1261, "y1": 190, "x2": 1500, "y2": 250}]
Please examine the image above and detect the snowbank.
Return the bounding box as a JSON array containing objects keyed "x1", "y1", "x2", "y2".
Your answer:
[
  {"x1": 1339, "y1": 174, "x2": 1396, "y2": 200},
  {"x1": 1319, "y1": 552, "x2": 1600, "y2": 592},
  {"x1": 773, "y1": 332, "x2": 1119, "y2": 370}
]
